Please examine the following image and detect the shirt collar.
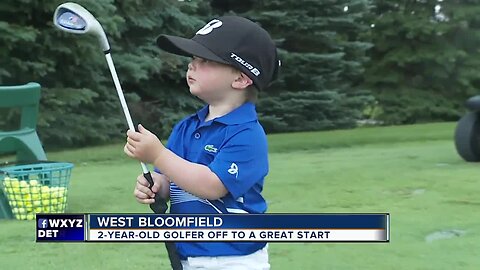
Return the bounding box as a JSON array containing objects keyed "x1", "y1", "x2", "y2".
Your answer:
[{"x1": 195, "y1": 102, "x2": 258, "y2": 125}]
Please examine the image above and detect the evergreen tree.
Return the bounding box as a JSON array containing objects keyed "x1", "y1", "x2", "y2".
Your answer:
[
  {"x1": 0, "y1": 0, "x2": 204, "y2": 147},
  {"x1": 109, "y1": 0, "x2": 206, "y2": 139},
  {"x1": 212, "y1": 0, "x2": 374, "y2": 132},
  {"x1": 364, "y1": 0, "x2": 480, "y2": 124},
  {"x1": 0, "y1": 0, "x2": 124, "y2": 147}
]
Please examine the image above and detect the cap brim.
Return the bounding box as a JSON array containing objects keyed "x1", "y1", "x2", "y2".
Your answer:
[{"x1": 156, "y1": 35, "x2": 229, "y2": 64}]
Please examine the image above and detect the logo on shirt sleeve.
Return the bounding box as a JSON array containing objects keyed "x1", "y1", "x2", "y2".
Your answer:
[{"x1": 228, "y1": 163, "x2": 239, "y2": 178}]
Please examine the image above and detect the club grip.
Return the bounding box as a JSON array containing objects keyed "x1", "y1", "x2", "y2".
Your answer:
[
  {"x1": 143, "y1": 172, "x2": 182, "y2": 269},
  {"x1": 143, "y1": 171, "x2": 155, "y2": 187},
  {"x1": 143, "y1": 172, "x2": 168, "y2": 214}
]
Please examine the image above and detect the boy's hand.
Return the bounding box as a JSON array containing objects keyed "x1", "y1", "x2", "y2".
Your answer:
[
  {"x1": 124, "y1": 124, "x2": 165, "y2": 164},
  {"x1": 134, "y1": 172, "x2": 166, "y2": 204}
]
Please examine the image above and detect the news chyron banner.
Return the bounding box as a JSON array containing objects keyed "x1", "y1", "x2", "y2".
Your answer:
[
  {"x1": 36, "y1": 214, "x2": 389, "y2": 243},
  {"x1": 36, "y1": 214, "x2": 85, "y2": 241}
]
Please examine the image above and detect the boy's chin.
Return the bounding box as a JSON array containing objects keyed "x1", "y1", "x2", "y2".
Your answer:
[
  {"x1": 188, "y1": 87, "x2": 199, "y2": 96},
  {"x1": 189, "y1": 87, "x2": 206, "y2": 100}
]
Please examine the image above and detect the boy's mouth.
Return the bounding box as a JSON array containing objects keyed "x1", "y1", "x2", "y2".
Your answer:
[{"x1": 187, "y1": 76, "x2": 196, "y2": 83}]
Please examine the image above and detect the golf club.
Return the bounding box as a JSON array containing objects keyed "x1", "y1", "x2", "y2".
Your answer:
[
  {"x1": 53, "y1": 2, "x2": 167, "y2": 212},
  {"x1": 53, "y1": 3, "x2": 183, "y2": 269}
]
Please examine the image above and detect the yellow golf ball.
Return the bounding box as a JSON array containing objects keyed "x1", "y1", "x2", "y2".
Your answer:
[{"x1": 29, "y1": 180, "x2": 39, "y2": 186}]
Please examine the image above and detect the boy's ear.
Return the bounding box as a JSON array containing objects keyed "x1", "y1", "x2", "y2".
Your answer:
[{"x1": 232, "y1": 72, "x2": 253, "y2": 89}]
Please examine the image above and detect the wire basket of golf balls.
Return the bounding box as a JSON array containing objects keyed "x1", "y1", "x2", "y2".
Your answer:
[{"x1": 0, "y1": 162, "x2": 74, "y2": 220}]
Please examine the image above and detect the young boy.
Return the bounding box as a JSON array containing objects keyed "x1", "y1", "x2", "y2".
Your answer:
[{"x1": 124, "y1": 15, "x2": 279, "y2": 270}]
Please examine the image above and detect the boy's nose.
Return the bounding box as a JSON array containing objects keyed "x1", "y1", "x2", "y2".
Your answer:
[{"x1": 188, "y1": 61, "x2": 195, "y2": 71}]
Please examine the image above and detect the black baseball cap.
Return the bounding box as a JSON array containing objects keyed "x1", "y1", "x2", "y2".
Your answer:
[{"x1": 156, "y1": 16, "x2": 280, "y2": 90}]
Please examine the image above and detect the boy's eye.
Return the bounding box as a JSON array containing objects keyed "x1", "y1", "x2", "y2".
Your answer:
[{"x1": 193, "y1": 57, "x2": 209, "y2": 63}]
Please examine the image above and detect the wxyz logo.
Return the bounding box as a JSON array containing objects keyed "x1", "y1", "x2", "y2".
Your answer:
[{"x1": 45, "y1": 219, "x2": 83, "y2": 228}]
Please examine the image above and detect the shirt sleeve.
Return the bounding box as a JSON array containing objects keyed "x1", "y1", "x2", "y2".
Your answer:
[{"x1": 208, "y1": 127, "x2": 269, "y2": 199}]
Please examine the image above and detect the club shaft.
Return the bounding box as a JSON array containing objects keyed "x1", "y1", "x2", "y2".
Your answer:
[{"x1": 104, "y1": 53, "x2": 149, "y2": 174}]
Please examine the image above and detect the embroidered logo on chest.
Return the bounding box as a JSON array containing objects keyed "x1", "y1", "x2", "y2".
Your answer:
[{"x1": 204, "y1": 144, "x2": 218, "y2": 153}]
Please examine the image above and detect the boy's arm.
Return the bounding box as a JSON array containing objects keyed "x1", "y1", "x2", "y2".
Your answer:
[
  {"x1": 125, "y1": 124, "x2": 228, "y2": 200},
  {"x1": 153, "y1": 149, "x2": 228, "y2": 200}
]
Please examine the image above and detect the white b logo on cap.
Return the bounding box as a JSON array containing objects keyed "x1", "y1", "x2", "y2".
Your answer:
[{"x1": 196, "y1": 19, "x2": 223, "y2": 35}]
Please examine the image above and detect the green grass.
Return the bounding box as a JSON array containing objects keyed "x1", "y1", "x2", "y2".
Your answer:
[{"x1": 1, "y1": 122, "x2": 478, "y2": 269}]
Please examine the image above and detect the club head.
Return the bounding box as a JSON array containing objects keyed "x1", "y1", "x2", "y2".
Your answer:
[{"x1": 53, "y1": 2, "x2": 110, "y2": 52}]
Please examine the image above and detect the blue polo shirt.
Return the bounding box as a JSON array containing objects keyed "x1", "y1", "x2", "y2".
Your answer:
[{"x1": 157, "y1": 102, "x2": 268, "y2": 259}]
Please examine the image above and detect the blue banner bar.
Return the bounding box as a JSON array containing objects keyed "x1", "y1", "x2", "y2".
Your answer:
[{"x1": 88, "y1": 214, "x2": 388, "y2": 229}]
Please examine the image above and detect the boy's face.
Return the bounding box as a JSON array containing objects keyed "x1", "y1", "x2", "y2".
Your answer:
[{"x1": 186, "y1": 56, "x2": 245, "y2": 102}]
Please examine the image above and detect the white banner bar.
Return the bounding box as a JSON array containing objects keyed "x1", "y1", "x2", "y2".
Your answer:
[{"x1": 88, "y1": 229, "x2": 387, "y2": 242}]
